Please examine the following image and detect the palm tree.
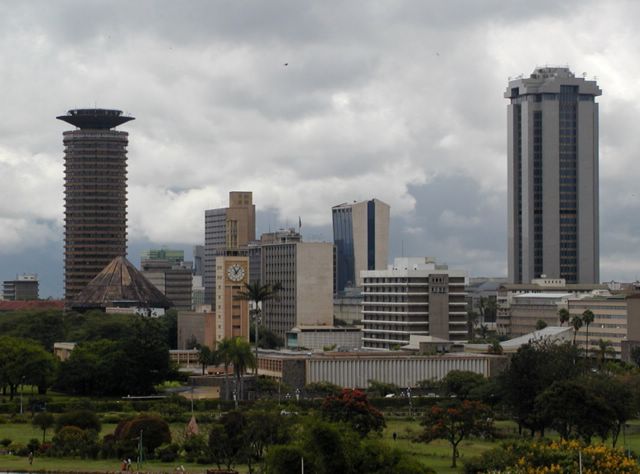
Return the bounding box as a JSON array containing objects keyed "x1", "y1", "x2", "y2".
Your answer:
[
  {"x1": 595, "y1": 339, "x2": 615, "y2": 367},
  {"x1": 217, "y1": 338, "x2": 234, "y2": 401},
  {"x1": 227, "y1": 337, "x2": 255, "y2": 403},
  {"x1": 197, "y1": 345, "x2": 212, "y2": 375},
  {"x1": 570, "y1": 315, "x2": 583, "y2": 346},
  {"x1": 236, "y1": 280, "x2": 282, "y2": 377},
  {"x1": 558, "y1": 308, "x2": 570, "y2": 326},
  {"x1": 582, "y1": 309, "x2": 595, "y2": 358}
]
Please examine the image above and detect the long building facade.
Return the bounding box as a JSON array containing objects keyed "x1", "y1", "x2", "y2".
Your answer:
[
  {"x1": 361, "y1": 257, "x2": 467, "y2": 350},
  {"x1": 57, "y1": 109, "x2": 134, "y2": 302},
  {"x1": 506, "y1": 67, "x2": 601, "y2": 284}
]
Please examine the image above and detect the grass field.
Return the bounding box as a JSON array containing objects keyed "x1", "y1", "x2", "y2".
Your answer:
[{"x1": 2, "y1": 417, "x2": 640, "y2": 473}]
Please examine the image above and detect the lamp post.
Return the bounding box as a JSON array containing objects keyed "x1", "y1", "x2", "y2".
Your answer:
[
  {"x1": 19, "y1": 376, "x2": 25, "y2": 415},
  {"x1": 406, "y1": 387, "x2": 412, "y2": 418}
]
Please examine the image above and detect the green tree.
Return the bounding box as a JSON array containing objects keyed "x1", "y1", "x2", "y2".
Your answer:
[
  {"x1": 197, "y1": 345, "x2": 212, "y2": 375},
  {"x1": 208, "y1": 411, "x2": 248, "y2": 471},
  {"x1": 535, "y1": 319, "x2": 548, "y2": 330},
  {"x1": 244, "y1": 408, "x2": 293, "y2": 473},
  {"x1": 55, "y1": 410, "x2": 102, "y2": 433},
  {"x1": 571, "y1": 315, "x2": 583, "y2": 346},
  {"x1": 441, "y1": 370, "x2": 487, "y2": 400},
  {"x1": 366, "y1": 379, "x2": 400, "y2": 398},
  {"x1": 304, "y1": 381, "x2": 341, "y2": 398},
  {"x1": 595, "y1": 339, "x2": 615, "y2": 367},
  {"x1": 582, "y1": 309, "x2": 595, "y2": 358},
  {"x1": 630, "y1": 346, "x2": 640, "y2": 367},
  {"x1": 226, "y1": 337, "x2": 255, "y2": 401},
  {"x1": 217, "y1": 338, "x2": 234, "y2": 401},
  {"x1": 32, "y1": 412, "x2": 55, "y2": 443},
  {"x1": 498, "y1": 340, "x2": 584, "y2": 435},
  {"x1": 0, "y1": 336, "x2": 57, "y2": 398},
  {"x1": 113, "y1": 414, "x2": 171, "y2": 459},
  {"x1": 558, "y1": 307, "x2": 570, "y2": 326},
  {"x1": 420, "y1": 400, "x2": 494, "y2": 468},
  {"x1": 534, "y1": 377, "x2": 615, "y2": 443},
  {"x1": 236, "y1": 281, "x2": 282, "y2": 377},
  {"x1": 320, "y1": 388, "x2": 385, "y2": 437}
]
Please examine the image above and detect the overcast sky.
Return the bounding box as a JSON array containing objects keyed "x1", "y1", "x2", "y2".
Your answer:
[{"x1": 1, "y1": 0, "x2": 640, "y2": 298}]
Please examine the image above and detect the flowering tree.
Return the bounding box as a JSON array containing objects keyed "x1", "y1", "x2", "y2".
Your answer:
[
  {"x1": 420, "y1": 400, "x2": 494, "y2": 467},
  {"x1": 320, "y1": 388, "x2": 385, "y2": 437}
]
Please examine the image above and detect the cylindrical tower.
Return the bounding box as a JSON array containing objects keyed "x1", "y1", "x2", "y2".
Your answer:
[{"x1": 57, "y1": 109, "x2": 135, "y2": 303}]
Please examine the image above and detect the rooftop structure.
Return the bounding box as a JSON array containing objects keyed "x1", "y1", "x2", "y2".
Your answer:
[
  {"x1": 70, "y1": 256, "x2": 172, "y2": 311},
  {"x1": 56, "y1": 109, "x2": 134, "y2": 129}
]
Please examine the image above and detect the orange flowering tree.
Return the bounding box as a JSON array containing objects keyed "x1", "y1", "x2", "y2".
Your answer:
[
  {"x1": 320, "y1": 388, "x2": 385, "y2": 437},
  {"x1": 420, "y1": 400, "x2": 494, "y2": 468}
]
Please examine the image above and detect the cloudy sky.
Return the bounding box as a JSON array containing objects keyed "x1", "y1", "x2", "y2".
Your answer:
[{"x1": 1, "y1": 0, "x2": 640, "y2": 297}]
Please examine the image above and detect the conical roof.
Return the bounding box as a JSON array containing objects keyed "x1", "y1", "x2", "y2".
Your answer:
[{"x1": 71, "y1": 256, "x2": 173, "y2": 310}]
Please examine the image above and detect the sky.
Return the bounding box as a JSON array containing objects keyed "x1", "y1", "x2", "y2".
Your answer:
[{"x1": 1, "y1": 0, "x2": 640, "y2": 298}]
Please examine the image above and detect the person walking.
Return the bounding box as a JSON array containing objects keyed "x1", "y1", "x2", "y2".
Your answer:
[{"x1": 28, "y1": 451, "x2": 33, "y2": 465}]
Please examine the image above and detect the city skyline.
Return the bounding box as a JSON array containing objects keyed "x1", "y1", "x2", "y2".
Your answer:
[{"x1": 1, "y1": 1, "x2": 640, "y2": 297}]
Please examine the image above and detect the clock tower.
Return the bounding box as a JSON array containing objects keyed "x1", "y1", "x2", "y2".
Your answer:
[{"x1": 214, "y1": 255, "x2": 250, "y2": 343}]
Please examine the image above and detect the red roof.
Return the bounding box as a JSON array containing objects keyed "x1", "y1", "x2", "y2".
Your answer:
[{"x1": 0, "y1": 300, "x2": 65, "y2": 312}]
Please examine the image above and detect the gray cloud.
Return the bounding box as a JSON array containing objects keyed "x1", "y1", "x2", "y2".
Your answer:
[{"x1": 0, "y1": 1, "x2": 639, "y2": 297}]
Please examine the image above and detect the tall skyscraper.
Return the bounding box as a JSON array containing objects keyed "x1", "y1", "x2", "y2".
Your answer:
[
  {"x1": 332, "y1": 198, "x2": 390, "y2": 293},
  {"x1": 506, "y1": 67, "x2": 601, "y2": 284},
  {"x1": 203, "y1": 192, "x2": 255, "y2": 304},
  {"x1": 57, "y1": 109, "x2": 134, "y2": 302}
]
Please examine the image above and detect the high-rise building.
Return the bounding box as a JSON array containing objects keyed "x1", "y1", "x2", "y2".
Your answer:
[
  {"x1": 361, "y1": 257, "x2": 467, "y2": 350},
  {"x1": 192, "y1": 245, "x2": 204, "y2": 276},
  {"x1": 57, "y1": 109, "x2": 134, "y2": 302},
  {"x1": 332, "y1": 199, "x2": 390, "y2": 293},
  {"x1": 261, "y1": 230, "x2": 334, "y2": 339},
  {"x1": 203, "y1": 192, "x2": 255, "y2": 304},
  {"x1": 506, "y1": 67, "x2": 601, "y2": 284},
  {"x1": 141, "y1": 259, "x2": 193, "y2": 311},
  {"x1": 2, "y1": 274, "x2": 39, "y2": 301}
]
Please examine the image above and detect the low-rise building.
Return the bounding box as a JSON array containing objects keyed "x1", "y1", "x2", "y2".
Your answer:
[
  {"x1": 257, "y1": 349, "x2": 506, "y2": 390},
  {"x1": 333, "y1": 287, "x2": 363, "y2": 325},
  {"x1": 509, "y1": 292, "x2": 571, "y2": 336},
  {"x1": 178, "y1": 311, "x2": 216, "y2": 349},
  {"x1": 286, "y1": 325, "x2": 362, "y2": 351},
  {"x1": 2, "y1": 274, "x2": 39, "y2": 301}
]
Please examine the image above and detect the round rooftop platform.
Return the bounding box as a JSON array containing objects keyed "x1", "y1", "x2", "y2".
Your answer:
[{"x1": 57, "y1": 109, "x2": 135, "y2": 129}]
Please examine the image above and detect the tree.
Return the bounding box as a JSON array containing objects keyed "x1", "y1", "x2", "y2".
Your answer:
[
  {"x1": 595, "y1": 339, "x2": 615, "y2": 367},
  {"x1": 420, "y1": 400, "x2": 493, "y2": 467},
  {"x1": 498, "y1": 340, "x2": 584, "y2": 435},
  {"x1": 113, "y1": 414, "x2": 171, "y2": 459},
  {"x1": 487, "y1": 340, "x2": 503, "y2": 355},
  {"x1": 534, "y1": 377, "x2": 615, "y2": 443},
  {"x1": 631, "y1": 346, "x2": 640, "y2": 367},
  {"x1": 56, "y1": 410, "x2": 102, "y2": 433},
  {"x1": 366, "y1": 379, "x2": 400, "y2": 398},
  {"x1": 217, "y1": 338, "x2": 234, "y2": 400},
  {"x1": 304, "y1": 381, "x2": 341, "y2": 398},
  {"x1": 571, "y1": 315, "x2": 583, "y2": 346},
  {"x1": 226, "y1": 337, "x2": 255, "y2": 401},
  {"x1": 33, "y1": 412, "x2": 55, "y2": 443},
  {"x1": 0, "y1": 336, "x2": 57, "y2": 398},
  {"x1": 197, "y1": 345, "x2": 212, "y2": 375},
  {"x1": 208, "y1": 411, "x2": 248, "y2": 471},
  {"x1": 236, "y1": 280, "x2": 282, "y2": 377},
  {"x1": 320, "y1": 388, "x2": 385, "y2": 437},
  {"x1": 244, "y1": 408, "x2": 293, "y2": 473},
  {"x1": 535, "y1": 319, "x2": 548, "y2": 330},
  {"x1": 582, "y1": 309, "x2": 595, "y2": 358},
  {"x1": 558, "y1": 308, "x2": 570, "y2": 326},
  {"x1": 441, "y1": 370, "x2": 487, "y2": 400}
]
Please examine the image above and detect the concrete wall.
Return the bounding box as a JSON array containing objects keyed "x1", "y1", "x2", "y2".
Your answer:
[{"x1": 296, "y1": 243, "x2": 334, "y2": 327}]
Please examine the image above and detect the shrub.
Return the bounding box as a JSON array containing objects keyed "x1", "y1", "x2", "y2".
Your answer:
[
  {"x1": 113, "y1": 413, "x2": 171, "y2": 459},
  {"x1": 0, "y1": 438, "x2": 11, "y2": 447},
  {"x1": 183, "y1": 434, "x2": 209, "y2": 463},
  {"x1": 155, "y1": 442, "x2": 180, "y2": 462},
  {"x1": 27, "y1": 438, "x2": 40, "y2": 453},
  {"x1": 55, "y1": 409, "x2": 102, "y2": 433},
  {"x1": 51, "y1": 426, "x2": 99, "y2": 458}
]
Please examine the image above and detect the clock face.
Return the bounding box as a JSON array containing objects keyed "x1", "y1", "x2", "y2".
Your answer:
[{"x1": 227, "y1": 264, "x2": 246, "y2": 282}]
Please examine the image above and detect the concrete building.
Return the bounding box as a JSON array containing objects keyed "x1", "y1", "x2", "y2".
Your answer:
[
  {"x1": 57, "y1": 109, "x2": 134, "y2": 303},
  {"x1": 204, "y1": 192, "x2": 255, "y2": 304},
  {"x1": 214, "y1": 254, "x2": 250, "y2": 343},
  {"x1": 361, "y1": 257, "x2": 467, "y2": 350},
  {"x1": 286, "y1": 325, "x2": 362, "y2": 351},
  {"x1": 509, "y1": 292, "x2": 571, "y2": 337},
  {"x1": 262, "y1": 234, "x2": 334, "y2": 339},
  {"x1": 334, "y1": 287, "x2": 363, "y2": 325},
  {"x1": 141, "y1": 259, "x2": 193, "y2": 311},
  {"x1": 567, "y1": 294, "x2": 639, "y2": 359},
  {"x1": 178, "y1": 311, "x2": 216, "y2": 349},
  {"x1": 506, "y1": 67, "x2": 601, "y2": 284},
  {"x1": 141, "y1": 248, "x2": 184, "y2": 265},
  {"x1": 2, "y1": 274, "x2": 39, "y2": 300},
  {"x1": 257, "y1": 349, "x2": 506, "y2": 390},
  {"x1": 332, "y1": 199, "x2": 390, "y2": 292},
  {"x1": 191, "y1": 275, "x2": 205, "y2": 310},
  {"x1": 497, "y1": 277, "x2": 607, "y2": 335},
  {"x1": 193, "y1": 245, "x2": 204, "y2": 276}
]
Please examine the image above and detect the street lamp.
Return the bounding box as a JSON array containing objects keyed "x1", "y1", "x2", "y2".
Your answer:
[
  {"x1": 19, "y1": 376, "x2": 25, "y2": 415},
  {"x1": 406, "y1": 387, "x2": 412, "y2": 418}
]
